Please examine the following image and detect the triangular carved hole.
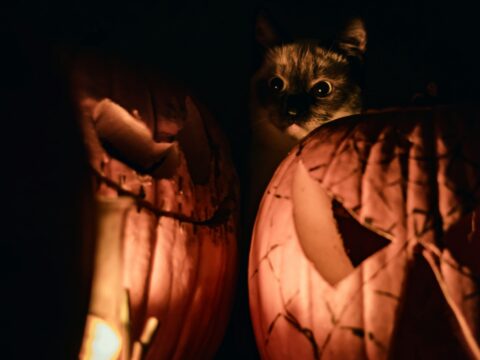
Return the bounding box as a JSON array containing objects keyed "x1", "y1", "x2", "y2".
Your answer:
[
  {"x1": 333, "y1": 200, "x2": 391, "y2": 268},
  {"x1": 292, "y1": 161, "x2": 390, "y2": 287}
]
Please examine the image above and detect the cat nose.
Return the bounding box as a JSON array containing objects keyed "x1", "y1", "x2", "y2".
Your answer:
[{"x1": 285, "y1": 94, "x2": 310, "y2": 120}]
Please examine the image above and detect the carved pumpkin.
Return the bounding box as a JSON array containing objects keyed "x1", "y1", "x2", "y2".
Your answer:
[
  {"x1": 71, "y1": 54, "x2": 238, "y2": 359},
  {"x1": 249, "y1": 106, "x2": 480, "y2": 359}
]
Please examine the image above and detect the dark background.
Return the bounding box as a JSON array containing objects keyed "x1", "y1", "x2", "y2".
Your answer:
[
  {"x1": 2, "y1": 0, "x2": 478, "y2": 358},
  {"x1": 6, "y1": 0, "x2": 479, "y2": 149}
]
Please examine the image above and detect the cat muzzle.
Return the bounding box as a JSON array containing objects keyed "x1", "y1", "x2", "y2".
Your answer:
[{"x1": 284, "y1": 94, "x2": 310, "y2": 122}]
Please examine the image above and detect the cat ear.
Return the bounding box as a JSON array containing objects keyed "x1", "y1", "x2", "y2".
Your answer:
[
  {"x1": 255, "y1": 11, "x2": 282, "y2": 49},
  {"x1": 337, "y1": 18, "x2": 367, "y2": 58}
]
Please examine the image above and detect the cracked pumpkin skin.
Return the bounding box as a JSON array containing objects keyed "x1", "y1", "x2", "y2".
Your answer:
[{"x1": 248, "y1": 106, "x2": 480, "y2": 359}]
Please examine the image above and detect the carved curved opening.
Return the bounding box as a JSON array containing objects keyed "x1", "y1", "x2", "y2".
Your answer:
[{"x1": 292, "y1": 161, "x2": 390, "y2": 286}]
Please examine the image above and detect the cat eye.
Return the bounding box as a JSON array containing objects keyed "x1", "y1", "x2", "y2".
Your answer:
[
  {"x1": 311, "y1": 81, "x2": 333, "y2": 98},
  {"x1": 268, "y1": 77, "x2": 285, "y2": 93}
]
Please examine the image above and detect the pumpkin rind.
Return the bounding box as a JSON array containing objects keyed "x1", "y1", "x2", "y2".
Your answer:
[
  {"x1": 249, "y1": 106, "x2": 480, "y2": 359},
  {"x1": 73, "y1": 54, "x2": 238, "y2": 359}
]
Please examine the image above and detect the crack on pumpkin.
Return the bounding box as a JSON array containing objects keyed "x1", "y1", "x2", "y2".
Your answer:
[
  {"x1": 340, "y1": 325, "x2": 365, "y2": 338},
  {"x1": 265, "y1": 313, "x2": 282, "y2": 345},
  {"x1": 373, "y1": 289, "x2": 400, "y2": 301},
  {"x1": 364, "y1": 178, "x2": 407, "y2": 218},
  {"x1": 307, "y1": 123, "x2": 357, "y2": 184},
  {"x1": 250, "y1": 244, "x2": 282, "y2": 279},
  {"x1": 367, "y1": 178, "x2": 395, "y2": 212},
  {"x1": 337, "y1": 140, "x2": 355, "y2": 156},
  {"x1": 283, "y1": 310, "x2": 320, "y2": 360},
  {"x1": 351, "y1": 134, "x2": 376, "y2": 164},
  {"x1": 296, "y1": 141, "x2": 305, "y2": 156},
  {"x1": 340, "y1": 326, "x2": 387, "y2": 352},
  {"x1": 263, "y1": 295, "x2": 320, "y2": 359},
  {"x1": 319, "y1": 242, "x2": 408, "y2": 356},
  {"x1": 327, "y1": 166, "x2": 363, "y2": 187},
  {"x1": 266, "y1": 190, "x2": 291, "y2": 200},
  {"x1": 267, "y1": 257, "x2": 282, "y2": 283},
  {"x1": 367, "y1": 332, "x2": 387, "y2": 352},
  {"x1": 446, "y1": 204, "x2": 461, "y2": 217},
  {"x1": 368, "y1": 222, "x2": 397, "y2": 238},
  {"x1": 384, "y1": 178, "x2": 406, "y2": 188},
  {"x1": 324, "y1": 301, "x2": 338, "y2": 325},
  {"x1": 264, "y1": 291, "x2": 301, "y2": 341},
  {"x1": 308, "y1": 163, "x2": 329, "y2": 175},
  {"x1": 264, "y1": 291, "x2": 299, "y2": 344},
  {"x1": 358, "y1": 177, "x2": 405, "y2": 221},
  {"x1": 411, "y1": 208, "x2": 435, "y2": 238}
]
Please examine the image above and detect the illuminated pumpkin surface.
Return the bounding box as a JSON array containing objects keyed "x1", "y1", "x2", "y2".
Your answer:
[
  {"x1": 249, "y1": 106, "x2": 480, "y2": 359},
  {"x1": 73, "y1": 55, "x2": 238, "y2": 359}
]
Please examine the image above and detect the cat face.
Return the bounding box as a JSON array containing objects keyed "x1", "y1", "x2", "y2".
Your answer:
[{"x1": 251, "y1": 16, "x2": 367, "y2": 140}]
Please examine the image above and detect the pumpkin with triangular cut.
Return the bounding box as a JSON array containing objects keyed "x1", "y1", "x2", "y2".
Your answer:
[{"x1": 249, "y1": 106, "x2": 480, "y2": 359}]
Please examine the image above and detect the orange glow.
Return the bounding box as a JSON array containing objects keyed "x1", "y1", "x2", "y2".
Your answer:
[
  {"x1": 72, "y1": 56, "x2": 239, "y2": 358},
  {"x1": 79, "y1": 315, "x2": 122, "y2": 360},
  {"x1": 249, "y1": 106, "x2": 480, "y2": 359},
  {"x1": 81, "y1": 197, "x2": 132, "y2": 360}
]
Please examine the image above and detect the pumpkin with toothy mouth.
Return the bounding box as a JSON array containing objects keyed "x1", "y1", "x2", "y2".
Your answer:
[{"x1": 72, "y1": 55, "x2": 239, "y2": 360}]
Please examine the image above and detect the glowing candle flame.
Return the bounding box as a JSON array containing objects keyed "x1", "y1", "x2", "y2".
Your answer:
[{"x1": 80, "y1": 315, "x2": 122, "y2": 360}]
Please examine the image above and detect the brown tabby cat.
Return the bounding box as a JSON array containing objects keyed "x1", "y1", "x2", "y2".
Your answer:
[{"x1": 249, "y1": 14, "x2": 367, "y2": 210}]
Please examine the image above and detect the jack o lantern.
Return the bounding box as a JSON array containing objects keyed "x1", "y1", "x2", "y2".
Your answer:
[
  {"x1": 71, "y1": 54, "x2": 238, "y2": 359},
  {"x1": 249, "y1": 105, "x2": 480, "y2": 359}
]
